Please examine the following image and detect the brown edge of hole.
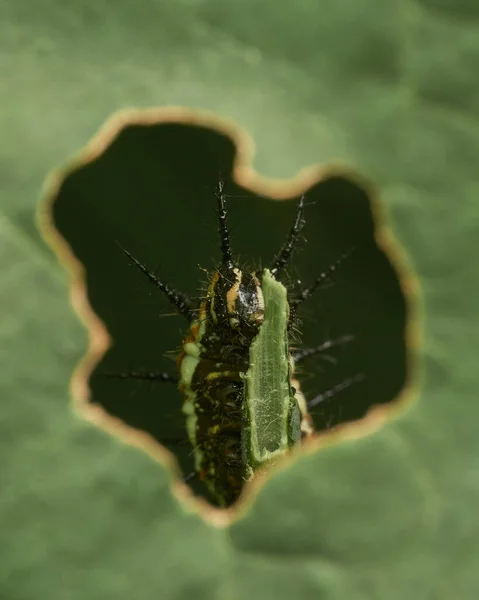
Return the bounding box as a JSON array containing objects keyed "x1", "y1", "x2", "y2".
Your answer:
[{"x1": 37, "y1": 105, "x2": 422, "y2": 528}]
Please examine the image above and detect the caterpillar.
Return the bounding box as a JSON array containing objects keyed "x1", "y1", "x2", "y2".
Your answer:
[{"x1": 113, "y1": 181, "x2": 359, "y2": 507}]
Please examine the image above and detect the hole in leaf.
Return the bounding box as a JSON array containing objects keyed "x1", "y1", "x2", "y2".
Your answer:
[{"x1": 50, "y1": 119, "x2": 409, "y2": 506}]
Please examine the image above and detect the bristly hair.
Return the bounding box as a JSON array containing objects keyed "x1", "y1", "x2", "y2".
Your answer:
[
  {"x1": 290, "y1": 247, "x2": 355, "y2": 307},
  {"x1": 214, "y1": 178, "x2": 235, "y2": 271},
  {"x1": 270, "y1": 195, "x2": 306, "y2": 277},
  {"x1": 115, "y1": 241, "x2": 195, "y2": 321}
]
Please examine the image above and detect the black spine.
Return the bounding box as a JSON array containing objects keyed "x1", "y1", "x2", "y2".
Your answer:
[{"x1": 271, "y1": 195, "x2": 306, "y2": 277}]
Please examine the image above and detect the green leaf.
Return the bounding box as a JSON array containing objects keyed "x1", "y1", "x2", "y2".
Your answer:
[
  {"x1": 245, "y1": 269, "x2": 296, "y2": 467},
  {"x1": 2, "y1": 1, "x2": 479, "y2": 599}
]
